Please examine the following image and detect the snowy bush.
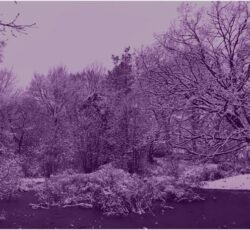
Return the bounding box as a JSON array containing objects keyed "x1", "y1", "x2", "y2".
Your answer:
[
  {"x1": 180, "y1": 163, "x2": 225, "y2": 187},
  {"x1": 19, "y1": 178, "x2": 45, "y2": 192},
  {"x1": 37, "y1": 166, "x2": 152, "y2": 215},
  {"x1": 36, "y1": 164, "x2": 201, "y2": 215},
  {"x1": 0, "y1": 156, "x2": 23, "y2": 200}
]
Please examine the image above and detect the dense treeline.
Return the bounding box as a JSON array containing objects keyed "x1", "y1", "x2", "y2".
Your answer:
[{"x1": 1, "y1": 2, "x2": 250, "y2": 181}]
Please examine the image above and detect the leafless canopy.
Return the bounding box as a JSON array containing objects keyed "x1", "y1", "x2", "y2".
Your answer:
[{"x1": 0, "y1": 12, "x2": 36, "y2": 37}]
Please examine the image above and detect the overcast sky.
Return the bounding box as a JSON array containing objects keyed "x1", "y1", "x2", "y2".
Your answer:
[{"x1": 0, "y1": 1, "x2": 180, "y2": 88}]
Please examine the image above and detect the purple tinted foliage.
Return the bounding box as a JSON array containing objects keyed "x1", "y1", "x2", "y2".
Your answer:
[{"x1": 0, "y1": 2, "x2": 250, "y2": 227}]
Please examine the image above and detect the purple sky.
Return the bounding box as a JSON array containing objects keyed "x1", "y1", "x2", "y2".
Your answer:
[{"x1": 0, "y1": 1, "x2": 180, "y2": 88}]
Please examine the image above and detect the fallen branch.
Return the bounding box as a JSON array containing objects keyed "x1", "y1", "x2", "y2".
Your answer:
[
  {"x1": 161, "y1": 204, "x2": 175, "y2": 210},
  {"x1": 29, "y1": 203, "x2": 49, "y2": 210},
  {"x1": 62, "y1": 203, "x2": 93, "y2": 208}
]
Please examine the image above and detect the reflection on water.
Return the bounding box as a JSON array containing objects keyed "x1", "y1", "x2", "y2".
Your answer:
[{"x1": 0, "y1": 190, "x2": 250, "y2": 228}]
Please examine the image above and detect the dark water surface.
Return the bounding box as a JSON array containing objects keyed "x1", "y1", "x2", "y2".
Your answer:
[{"x1": 0, "y1": 189, "x2": 250, "y2": 229}]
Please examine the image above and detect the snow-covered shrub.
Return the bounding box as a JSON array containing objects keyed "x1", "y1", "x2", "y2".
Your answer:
[
  {"x1": 37, "y1": 165, "x2": 153, "y2": 215},
  {"x1": 20, "y1": 156, "x2": 42, "y2": 177},
  {"x1": 218, "y1": 162, "x2": 233, "y2": 172},
  {"x1": 36, "y1": 164, "x2": 201, "y2": 215},
  {"x1": 180, "y1": 163, "x2": 224, "y2": 187},
  {"x1": 218, "y1": 161, "x2": 250, "y2": 176},
  {"x1": 19, "y1": 178, "x2": 45, "y2": 192},
  {"x1": 0, "y1": 156, "x2": 23, "y2": 200}
]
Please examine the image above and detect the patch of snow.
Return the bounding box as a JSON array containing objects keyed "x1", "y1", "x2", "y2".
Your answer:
[
  {"x1": 21, "y1": 178, "x2": 45, "y2": 183},
  {"x1": 19, "y1": 178, "x2": 46, "y2": 191},
  {"x1": 201, "y1": 174, "x2": 250, "y2": 190}
]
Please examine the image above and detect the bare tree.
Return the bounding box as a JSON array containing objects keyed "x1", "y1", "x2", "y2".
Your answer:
[
  {"x1": 0, "y1": 5, "x2": 36, "y2": 61},
  {"x1": 137, "y1": 2, "x2": 250, "y2": 160},
  {"x1": 0, "y1": 12, "x2": 36, "y2": 37}
]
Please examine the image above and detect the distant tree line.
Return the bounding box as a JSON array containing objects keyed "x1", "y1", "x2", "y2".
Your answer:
[{"x1": 1, "y1": 2, "x2": 250, "y2": 178}]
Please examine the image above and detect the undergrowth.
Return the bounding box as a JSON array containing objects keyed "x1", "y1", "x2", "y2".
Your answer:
[
  {"x1": 36, "y1": 164, "x2": 203, "y2": 216},
  {"x1": 0, "y1": 156, "x2": 22, "y2": 200}
]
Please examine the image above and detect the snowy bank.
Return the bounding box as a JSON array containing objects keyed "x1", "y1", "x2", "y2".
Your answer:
[{"x1": 201, "y1": 174, "x2": 250, "y2": 190}]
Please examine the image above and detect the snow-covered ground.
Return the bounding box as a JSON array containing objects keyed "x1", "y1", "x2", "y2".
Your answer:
[{"x1": 201, "y1": 174, "x2": 250, "y2": 190}]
